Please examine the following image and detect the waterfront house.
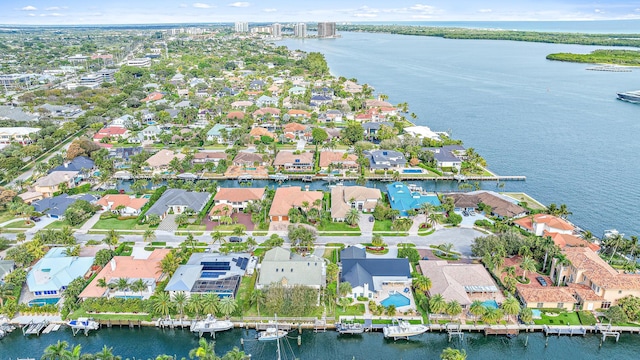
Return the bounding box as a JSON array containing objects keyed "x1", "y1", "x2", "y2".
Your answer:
[
  {"x1": 386, "y1": 182, "x2": 441, "y2": 217},
  {"x1": 269, "y1": 187, "x2": 323, "y2": 222},
  {"x1": 27, "y1": 248, "x2": 94, "y2": 300},
  {"x1": 256, "y1": 247, "x2": 326, "y2": 290},
  {"x1": 164, "y1": 253, "x2": 254, "y2": 298},
  {"x1": 96, "y1": 194, "x2": 148, "y2": 216},
  {"x1": 273, "y1": 151, "x2": 314, "y2": 172},
  {"x1": 79, "y1": 249, "x2": 170, "y2": 300},
  {"x1": 404, "y1": 126, "x2": 441, "y2": 141},
  {"x1": 33, "y1": 171, "x2": 79, "y2": 198},
  {"x1": 550, "y1": 247, "x2": 640, "y2": 310},
  {"x1": 445, "y1": 191, "x2": 528, "y2": 219},
  {"x1": 32, "y1": 193, "x2": 97, "y2": 219},
  {"x1": 213, "y1": 187, "x2": 266, "y2": 212},
  {"x1": 516, "y1": 287, "x2": 577, "y2": 311},
  {"x1": 419, "y1": 260, "x2": 502, "y2": 309},
  {"x1": 206, "y1": 124, "x2": 231, "y2": 143},
  {"x1": 208, "y1": 203, "x2": 233, "y2": 221},
  {"x1": 423, "y1": 145, "x2": 466, "y2": 169},
  {"x1": 319, "y1": 151, "x2": 358, "y2": 173},
  {"x1": 330, "y1": 185, "x2": 381, "y2": 222},
  {"x1": 340, "y1": 246, "x2": 411, "y2": 301},
  {"x1": 514, "y1": 214, "x2": 574, "y2": 236},
  {"x1": 365, "y1": 150, "x2": 406, "y2": 171},
  {"x1": 145, "y1": 189, "x2": 211, "y2": 220},
  {"x1": 144, "y1": 150, "x2": 186, "y2": 172},
  {"x1": 49, "y1": 156, "x2": 95, "y2": 175},
  {"x1": 233, "y1": 152, "x2": 267, "y2": 167},
  {"x1": 193, "y1": 151, "x2": 228, "y2": 165}
]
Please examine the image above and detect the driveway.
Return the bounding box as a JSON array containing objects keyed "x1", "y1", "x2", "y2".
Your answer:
[
  {"x1": 412, "y1": 227, "x2": 485, "y2": 256},
  {"x1": 358, "y1": 213, "x2": 375, "y2": 235},
  {"x1": 157, "y1": 214, "x2": 178, "y2": 232},
  {"x1": 456, "y1": 211, "x2": 492, "y2": 228}
]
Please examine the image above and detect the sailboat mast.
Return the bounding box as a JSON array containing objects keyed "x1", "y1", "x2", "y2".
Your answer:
[{"x1": 275, "y1": 314, "x2": 281, "y2": 360}]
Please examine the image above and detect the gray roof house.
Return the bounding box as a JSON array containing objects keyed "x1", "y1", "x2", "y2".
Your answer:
[
  {"x1": 32, "y1": 194, "x2": 98, "y2": 219},
  {"x1": 145, "y1": 189, "x2": 211, "y2": 219},
  {"x1": 257, "y1": 247, "x2": 326, "y2": 289},
  {"x1": 0, "y1": 105, "x2": 38, "y2": 122},
  {"x1": 364, "y1": 150, "x2": 407, "y2": 170},
  {"x1": 165, "y1": 253, "x2": 253, "y2": 298},
  {"x1": 423, "y1": 145, "x2": 466, "y2": 169},
  {"x1": 49, "y1": 156, "x2": 95, "y2": 174},
  {"x1": 363, "y1": 121, "x2": 393, "y2": 136},
  {"x1": 256, "y1": 95, "x2": 278, "y2": 108},
  {"x1": 0, "y1": 260, "x2": 15, "y2": 280},
  {"x1": 340, "y1": 246, "x2": 411, "y2": 299}
]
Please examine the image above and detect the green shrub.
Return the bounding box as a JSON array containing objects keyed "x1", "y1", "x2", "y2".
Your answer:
[{"x1": 578, "y1": 310, "x2": 597, "y2": 325}]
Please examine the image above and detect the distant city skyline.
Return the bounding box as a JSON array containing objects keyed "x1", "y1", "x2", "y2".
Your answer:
[{"x1": 1, "y1": 1, "x2": 640, "y2": 25}]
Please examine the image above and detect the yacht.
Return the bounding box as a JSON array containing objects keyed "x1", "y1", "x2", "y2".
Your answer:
[
  {"x1": 190, "y1": 315, "x2": 234, "y2": 335},
  {"x1": 382, "y1": 319, "x2": 428, "y2": 340},
  {"x1": 617, "y1": 90, "x2": 640, "y2": 103},
  {"x1": 67, "y1": 318, "x2": 100, "y2": 332},
  {"x1": 336, "y1": 322, "x2": 364, "y2": 334},
  {"x1": 257, "y1": 326, "x2": 288, "y2": 341}
]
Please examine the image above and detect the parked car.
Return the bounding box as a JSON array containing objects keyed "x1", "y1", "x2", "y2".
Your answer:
[
  {"x1": 536, "y1": 276, "x2": 548, "y2": 286},
  {"x1": 369, "y1": 216, "x2": 374, "y2": 222},
  {"x1": 229, "y1": 236, "x2": 243, "y2": 243},
  {"x1": 30, "y1": 216, "x2": 41, "y2": 222}
]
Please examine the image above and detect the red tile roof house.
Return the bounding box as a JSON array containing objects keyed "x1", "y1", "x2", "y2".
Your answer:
[
  {"x1": 93, "y1": 126, "x2": 129, "y2": 142},
  {"x1": 514, "y1": 214, "x2": 575, "y2": 236},
  {"x1": 319, "y1": 151, "x2": 359, "y2": 173},
  {"x1": 252, "y1": 107, "x2": 281, "y2": 120},
  {"x1": 283, "y1": 123, "x2": 308, "y2": 139},
  {"x1": 96, "y1": 194, "x2": 149, "y2": 216},
  {"x1": 233, "y1": 152, "x2": 268, "y2": 166},
  {"x1": 288, "y1": 109, "x2": 311, "y2": 120},
  {"x1": 227, "y1": 111, "x2": 245, "y2": 120},
  {"x1": 273, "y1": 151, "x2": 314, "y2": 172},
  {"x1": 144, "y1": 149, "x2": 186, "y2": 172},
  {"x1": 208, "y1": 203, "x2": 233, "y2": 221},
  {"x1": 269, "y1": 187, "x2": 323, "y2": 222},
  {"x1": 249, "y1": 127, "x2": 276, "y2": 140},
  {"x1": 213, "y1": 187, "x2": 266, "y2": 212},
  {"x1": 141, "y1": 92, "x2": 164, "y2": 102}
]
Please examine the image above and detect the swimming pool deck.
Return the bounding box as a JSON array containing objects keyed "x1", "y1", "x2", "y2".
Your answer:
[{"x1": 374, "y1": 283, "x2": 416, "y2": 312}]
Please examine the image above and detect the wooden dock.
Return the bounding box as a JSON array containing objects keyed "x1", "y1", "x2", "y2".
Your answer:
[{"x1": 484, "y1": 326, "x2": 519, "y2": 337}]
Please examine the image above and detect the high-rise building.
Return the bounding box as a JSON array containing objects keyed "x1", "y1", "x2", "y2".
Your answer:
[
  {"x1": 317, "y1": 22, "x2": 336, "y2": 38},
  {"x1": 294, "y1": 23, "x2": 307, "y2": 38},
  {"x1": 234, "y1": 22, "x2": 249, "y2": 33},
  {"x1": 272, "y1": 23, "x2": 282, "y2": 38}
]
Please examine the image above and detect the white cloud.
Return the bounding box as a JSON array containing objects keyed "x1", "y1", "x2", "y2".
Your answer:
[
  {"x1": 229, "y1": 2, "x2": 250, "y2": 7},
  {"x1": 179, "y1": 4, "x2": 188, "y2": 8},
  {"x1": 50, "y1": 13, "x2": 64, "y2": 17},
  {"x1": 410, "y1": 4, "x2": 436, "y2": 13},
  {"x1": 27, "y1": 13, "x2": 36, "y2": 17},
  {"x1": 193, "y1": 3, "x2": 211, "y2": 8},
  {"x1": 45, "y1": 7, "x2": 60, "y2": 11},
  {"x1": 353, "y1": 13, "x2": 378, "y2": 18},
  {"x1": 263, "y1": 8, "x2": 277, "y2": 13},
  {"x1": 594, "y1": 9, "x2": 604, "y2": 14},
  {"x1": 21, "y1": 5, "x2": 37, "y2": 11},
  {"x1": 478, "y1": 9, "x2": 492, "y2": 13}
]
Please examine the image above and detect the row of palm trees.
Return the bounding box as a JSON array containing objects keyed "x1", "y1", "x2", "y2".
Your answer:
[
  {"x1": 96, "y1": 277, "x2": 147, "y2": 297},
  {"x1": 149, "y1": 292, "x2": 238, "y2": 320},
  {"x1": 41, "y1": 338, "x2": 248, "y2": 360}
]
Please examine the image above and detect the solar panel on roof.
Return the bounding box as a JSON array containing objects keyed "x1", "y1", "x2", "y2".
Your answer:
[
  {"x1": 237, "y1": 258, "x2": 248, "y2": 270},
  {"x1": 201, "y1": 262, "x2": 231, "y2": 271},
  {"x1": 201, "y1": 271, "x2": 225, "y2": 278}
]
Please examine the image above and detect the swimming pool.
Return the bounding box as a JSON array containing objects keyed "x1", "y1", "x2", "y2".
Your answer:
[
  {"x1": 142, "y1": 194, "x2": 151, "y2": 199},
  {"x1": 115, "y1": 295, "x2": 143, "y2": 300},
  {"x1": 380, "y1": 293, "x2": 411, "y2": 308},
  {"x1": 532, "y1": 309, "x2": 542, "y2": 318},
  {"x1": 29, "y1": 298, "x2": 60, "y2": 307},
  {"x1": 402, "y1": 169, "x2": 423, "y2": 174},
  {"x1": 482, "y1": 300, "x2": 499, "y2": 309}
]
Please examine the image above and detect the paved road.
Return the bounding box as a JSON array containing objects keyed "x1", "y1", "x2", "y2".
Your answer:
[{"x1": 9, "y1": 142, "x2": 72, "y2": 186}]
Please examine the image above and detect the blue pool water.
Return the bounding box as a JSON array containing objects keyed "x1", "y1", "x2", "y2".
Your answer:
[
  {"x1": 380, "y1": 293, "x2": 411, "y2": 307},
  {"x1": 115, "y1": 295, "x2": 143, "y2": 300},
  {"x1": 532, "y1": 309, "x2": 542, "y2": 318},
  {"x1": 482, "y1": 300, "x2": 499, "y2": 309},
  {"x1": 28, "y1": 298, "x2": 60, "y2": 307},
  {"x1": 142, "y1": 194, "x2": 151, "y2": 199},
  {"x1": 402, "y1": 169, "x2": 423, "y2": 174}
]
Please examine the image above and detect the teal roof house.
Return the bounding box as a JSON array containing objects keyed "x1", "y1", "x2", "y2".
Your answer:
[{"x1": 26, "y1": 248, "x2": 94, "y2": 298}]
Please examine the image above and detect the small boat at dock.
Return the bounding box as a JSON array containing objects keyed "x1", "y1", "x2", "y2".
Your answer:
[
  {"x1": 68, "y1": 318, "x2": 99, "y2": 336},
  {"x1": 336, "y1": 322, "x2": 364, "y2": 334},
  {"x1": 257, "y1": 327, "x2": 287, "y2": 341},
  {"x1": 382, "y1": 319, "x2": 428, "y2": 340},
  {"x1": 190, "y1": 315, "x2": 234, "y2": 336}
]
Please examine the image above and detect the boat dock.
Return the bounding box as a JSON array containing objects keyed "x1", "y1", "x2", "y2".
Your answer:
[
  {"x1": 484, "y1": 326, "x2": 519, "y2": 337},
  {"x1": 22, "y1": 320, "x2": 49, "y2": 336},
  {"x1": 543, "y1": 325, "x2": 587, "y2": 336},
  {"x1": 41, "y1": 324, "x2": 61, "y2": 334}
]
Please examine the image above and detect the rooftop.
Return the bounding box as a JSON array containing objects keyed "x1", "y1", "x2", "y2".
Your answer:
[{"x1": 269, "y1": 187, "x2": 323, "y2": 217}]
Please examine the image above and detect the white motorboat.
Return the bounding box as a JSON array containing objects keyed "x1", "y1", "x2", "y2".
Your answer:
[
  {"x1": 67, "y1": 318, "x2": 99, "y2": 331},
  {"x1": 382, "y1": 319, "x2": 428, "y2": 340},
  {"x1": 257, "y1": 327, "x2": 288, "y2": 341},
  {"x1": 190, "y1": 315, "x2": 234, "y2": 335}
]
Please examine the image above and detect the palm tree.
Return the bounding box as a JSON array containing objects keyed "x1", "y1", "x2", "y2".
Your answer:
[
  {"x1": 150, "y1": 292, "x2": 173, "y2": 317},
  {"x1": 501, "y1": 297, "x2": 521, "y2": 323},
  {"x1": 520, "y1": 307, "x2": 534, "y2": 325},
  {"x1": 221, "y1": 347, "x2": 246, "y2": 360},
  {"x1": 519, "y1": 256, "x2": 537, "y2": 282},
  {"x1": 130, "y1": 279, "x2": 147, "y2": 297},
  {"x1": 187, "y1": 294, "x2": 206, "y2": 320},
  {"x1": 202, "y1": 293, "x2": 220, "y2": 316},
  {"x1": 420, "y1": 202, "x2": 435, "y2": 216},
  {"x1": 95, "y1": 345, "x2": 119, "y2": 360},
  {"x1": 211, "y1": 231, "x2": 225, "y2": 246},
  {"x1": 338, "y1": 297, "x2": 352, "y2": 311},
  {"x1": 481, "y1": 307, "x2": 504, "y2": 325},
  {"x1": 173, "y1": 291, "x2": 188, "y2": 321},
  {"x1": 218, "y1": 297, "x2": 237, "y2": 319},
  {"x1": 41, "y1": 340, "x2": 70, "y2": 360},
  {"x1": 68, "y1": 344, "x2": 82, "y2": 360},
  {"x1": 158, "y1": 251, "x2": 181, "y2": 277},
  {"x1": 345, "y1": 208, "x2": 360, "y2": 227},
  {"x1": 446, "y1": 300, "x2": 462, "y2": 320},
  {"x1": 115, "y1": 278, "x2": 130, "y2": 296},
  {"x1": 0, "y1": 283, "x2": 16, "y2": 307},
  {"x1": 412, "y1": 275, "x2": 432, "y2": 294},
  {"x1": 103, "y1": 229, "x2": 120, "y2": 250},
  {"x1": 429, "y1": 294, "x2": 447, "y2": 315},
  {"x1": 605, "y1": 233, "x2": 626, "y2": 262},
  {"x1": 249, "y1": 289, "x2": 265, "y2": 316},
  {"x1": 338, "y1": 281, "x2": 353, "y2": 297},
  {"x1": 440, "y1": 348, "x2": 467, "y2": 360},
  {"x1": 469, "y1": 300, "x2": 486, "y2": 325},
  {"x1": 143, "y1": 229, "x2": 156, "y2": 243},
  {"x1": 189, "y1": 338, "x2": 219, "y2": 360}
]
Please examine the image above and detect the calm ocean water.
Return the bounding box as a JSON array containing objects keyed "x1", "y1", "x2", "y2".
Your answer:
[
  {"x1": 3, "y1": 327, "x2": 640, "y2": 360},
  {"x1": 280, "y1": 31, "x2": 640, "y2": 238},
  {"x1": 358, "y1": 20, "x2": 640, "y2": 33}
]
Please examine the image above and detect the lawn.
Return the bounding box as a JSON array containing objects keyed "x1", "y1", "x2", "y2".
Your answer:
[
  {"x1": 69, "y1": 309, "x2": 152, "y2": 321},
  {"x1": 323, "y1": 247, "x2": 340, "y2": 263},
  {"x1": 500, "y1": 192, "x2": 547, "y2": 210},
  {"x1": 319, "y1": 232, "x2": 361, "y2": 236},
  {"x1": 179, "y1": 224, "x2": 207, "y2": 231},
  {"x1": 372, "y1": 220, "x2": 393, "y2": 232},
  {"x1": 0, "y1": 212, "x2": 18, "y2": 223},
  {"x1": 93, "y1": 218, "x2": 139, "y2": 230},
  {"x1": 336, "y1": 303, "x2": 366, "y2": 317},
  {"x1": 317, "y1": 222, "x2": 360, "y2": 232},
  {"x1": 237, "y1": 273, "x2": 257, "y2": 311},
  {"x1": 533, "y1": 311, "x2": 581, "y2": 326},
  {"x1": 212, "y1": 224, "x2": 246, "y2": 231},
  {"x1": 1, "y1": 220, "x2": 34, "y2": 229},
  {"x1": 45, "y1": 219, "x2": 80, "y2": 230}
]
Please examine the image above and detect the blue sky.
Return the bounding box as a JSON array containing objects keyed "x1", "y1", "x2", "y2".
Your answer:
[{"x1": 1, "y1": 1, "x2": 640, "y2": 25}]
